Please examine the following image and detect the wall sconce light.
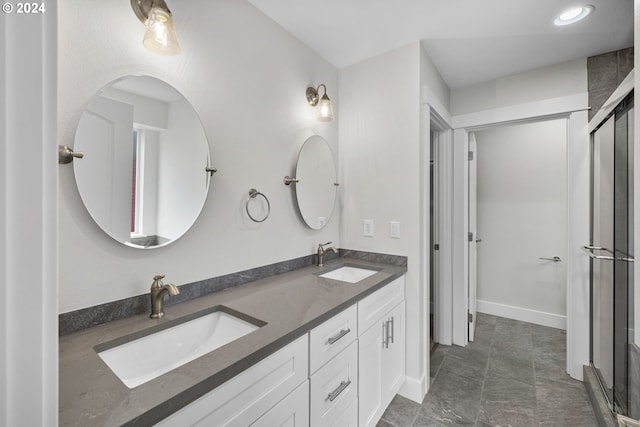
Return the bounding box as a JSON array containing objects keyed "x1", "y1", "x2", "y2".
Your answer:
[
  {"x1": 131, "y1": 0, "x2": 181, "y2": 56},
  {"x1": 306, "y1": 84, "x2": 334, "y2": 122}
]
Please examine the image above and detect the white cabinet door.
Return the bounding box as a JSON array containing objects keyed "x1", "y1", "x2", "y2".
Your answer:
[
  {"x1": 358, "y1": 319, "x2": 384, "y2": 427},
  {"x1": 251, "y1": 381, "x2": 310, "y2": 427},
  {"x1": 310, "y1": 341, "x2": 358, "y2": 426},
  {"x1": 156, "y1": 335, "x2": 308, "y2": 427},
  {"x1": 382, "y1": 301, "x2": 405, "y2": 404},
  {"x1": 357, "y1": 275, "x2": 406, "y2": 427},
  {"x1": 332, "y1": 398, "x2": 358, "y2": 427}
]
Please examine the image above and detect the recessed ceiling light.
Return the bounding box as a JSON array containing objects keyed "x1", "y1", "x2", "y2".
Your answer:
[{"x1": 554, "y1": 5, "x2": 595, "y2": 26}]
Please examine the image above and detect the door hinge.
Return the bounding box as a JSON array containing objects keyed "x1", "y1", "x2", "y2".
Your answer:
[
  {"x1": 434, "y1": 243, "x2": 440, "y2": 251},
  {"x1": 468, "y1": 311, "x2": 473, "y2": 323},
  {"x1": 468, "y1": 151, "x2": 474, "y2": 161},
  {"x1": 468, "y1": 231, "x2": 474, "y2": 242}
]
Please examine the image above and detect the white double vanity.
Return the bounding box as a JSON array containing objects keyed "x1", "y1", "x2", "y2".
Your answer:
[
  {"x1": 59, "y1": 262, "x2": 406, "y2": 427},
  {"x1": 159, "y1": 275, "x2": 404, "y2": 427}
]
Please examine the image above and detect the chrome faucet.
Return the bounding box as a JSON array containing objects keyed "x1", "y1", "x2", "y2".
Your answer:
[
  {"x1": 317, "y1": 242, "x2": 338, "y2": 267},
  {"x1": 150, "y1": 274, "x2": 180, "y2": 318}
]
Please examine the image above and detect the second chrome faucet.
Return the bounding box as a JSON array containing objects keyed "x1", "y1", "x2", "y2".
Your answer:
[{"x1": 317, "y1": 242, "x2": 338, "y2": 267}]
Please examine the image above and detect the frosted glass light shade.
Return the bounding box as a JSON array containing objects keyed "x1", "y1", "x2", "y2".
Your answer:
[
  {"x1": 143, "y1": 6, "x2": 180, "y2": 55},
  {"x1": 317, "y1": 95, "x2": 334, "y2": 122}
]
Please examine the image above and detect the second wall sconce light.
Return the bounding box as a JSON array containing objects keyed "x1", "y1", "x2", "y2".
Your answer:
[
  {"x1": 306, "y1": 84, "x2": 334, "y2": 122},
  {"x1": 131, "y1": 0, "x2": 181, "y2": 56}
]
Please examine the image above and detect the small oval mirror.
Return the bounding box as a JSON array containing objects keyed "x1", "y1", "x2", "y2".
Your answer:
[
  {"x1": 73, "y1": 75, "x2": 212, "y2": 248},
  {"x1": 294, "y1": 135, "x2": 337, "y2": 229}
]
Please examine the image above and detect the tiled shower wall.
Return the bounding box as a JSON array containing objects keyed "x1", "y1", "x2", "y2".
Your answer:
[{"x1": 587, "y1": 47, "x2": 633, "y2": 121}]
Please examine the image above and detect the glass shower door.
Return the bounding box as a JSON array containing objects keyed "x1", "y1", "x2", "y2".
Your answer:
[
  {"x1": 613, "y1": 102, "x2": 634, "y2": 415},
  {"x1": 589, "y1": 92, "x2": 634, "y2": 416},
  {"x1": 592, "y1": 114, "x2": 615, "y2": 407}
]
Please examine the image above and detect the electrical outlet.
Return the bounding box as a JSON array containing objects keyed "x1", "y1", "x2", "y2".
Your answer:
[
  {"x1": 363, "y1": 219, "x2": 374, "y2": 237},
  {"x1": 390, "y1": 221, "x2": 400, "y2": 239}
]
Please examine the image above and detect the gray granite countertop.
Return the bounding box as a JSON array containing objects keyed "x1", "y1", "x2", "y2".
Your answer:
[{"x1": 59, "y1": 258, "x2": 406, "y2": 426}]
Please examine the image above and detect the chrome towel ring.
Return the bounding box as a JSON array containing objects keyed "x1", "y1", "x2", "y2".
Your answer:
[{"x1": 245, "y1": 189, "x2": 270, "y2": 223}]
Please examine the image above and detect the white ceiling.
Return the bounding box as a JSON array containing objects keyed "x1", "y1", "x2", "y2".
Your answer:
[{"x1": 248, "y1": 0, "x2": 634, "y2": 88}]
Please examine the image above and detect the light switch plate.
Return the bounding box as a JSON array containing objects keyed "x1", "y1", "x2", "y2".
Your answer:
[
  {"x1": 363, "y1": 219, "x2": 374, "y2": 237},
  {"x1": 390, "y1": 221, "x2": 400, "y2": 239}
]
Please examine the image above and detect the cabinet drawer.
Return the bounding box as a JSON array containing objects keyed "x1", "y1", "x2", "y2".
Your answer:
[
  {"x1": 156, "y1": 334, "x2": 309, "y2": 427},
  {"x1": 332, "y1": 398, "x2": 358, "y2": 427},
  {"x1": 310, "y1": 340, "x2": 358, "y2": 426},
  {"x1": 251, "y1": 380, "x2": 310, "y2": 427},
  {"x1": 357, "y1": 276, "x2": 404, "y2": 335},
  {"x1": 309, "y1": 305, "x2": 357, "y2": 374}
]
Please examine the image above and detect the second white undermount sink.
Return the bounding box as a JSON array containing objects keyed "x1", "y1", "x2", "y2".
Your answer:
[
  {"x1": 319, "y1": 266, "x2": 378, "y2": 283},
  {"x1": 96, "y1": 306, "x2": 265, "y2": 388}
]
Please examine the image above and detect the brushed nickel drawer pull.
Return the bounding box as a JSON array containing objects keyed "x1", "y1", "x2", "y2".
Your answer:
[
  {"x1": 382, "y1": 321, "x2": 389, "y2": 348},
  {"x1": 327, "y1": 328, "x2": 351, "y2": 345},
  {"x1": 327, "y1": 379, "x2": 351, "y2": 402}
]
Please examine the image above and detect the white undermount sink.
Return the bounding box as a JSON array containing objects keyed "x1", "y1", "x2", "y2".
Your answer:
[
  {"x1": 96, "y1": 306, "x2": 265, "y2": 388},
  {"x1": 319, "y1": 266, "x2": 378, "y2": 283}
]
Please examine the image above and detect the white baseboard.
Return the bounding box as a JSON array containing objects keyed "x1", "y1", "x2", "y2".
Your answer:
[
  {"x1": 398, "y1": 374, "x2": 427, "y2": 404},
  {"x1": 476, "y1": 299, "x2": 566, "y2": 330}
]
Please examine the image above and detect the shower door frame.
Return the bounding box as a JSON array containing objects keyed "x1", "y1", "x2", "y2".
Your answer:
[{"x1": 588, "y1": 90, "x2": 634, "y2": 416}]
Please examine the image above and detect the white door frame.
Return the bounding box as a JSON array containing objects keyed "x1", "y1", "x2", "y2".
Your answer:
[
  {"x1": 415, "y1": 88, "x2": 454, "y2": 402},
  {"x1": 432, "y1": 121, "x2": 454, "y2": 347},
  {"x1": 422, "y1": 88, "x2": 454, "y2": 352},
  {"x1": 467, "y1": 132, "x2": 477, "y2": 343},
  {"x1": 449, "y1": 93, "x2": 590, "y2": 380},
  {"x1": 2, "y1": 5, "x2": 59, "y2": 425}
]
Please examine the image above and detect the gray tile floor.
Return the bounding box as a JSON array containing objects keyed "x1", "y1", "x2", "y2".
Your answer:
[{"x1": 377, "y1": 313, "x2": 598, "y2": 426}]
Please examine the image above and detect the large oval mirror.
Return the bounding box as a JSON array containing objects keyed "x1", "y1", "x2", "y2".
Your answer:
[
  {"x1": 73, "y1": 75, "x2": 212, "y2": 249},
  {"x1": 294, "y1": 135, "x2": 338, "y2": 229}
]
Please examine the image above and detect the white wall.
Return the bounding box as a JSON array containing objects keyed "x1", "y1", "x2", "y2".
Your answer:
[
  {"x1": 420, "y1": 46, "x2": 450, "y2": 112},
  {"x1": 450, "y1": 59, "x2": 587, "y2": 115},
  {"x1": 157, "y1": 99, "x2": 209, "y2": 240},
  {"x1": 340, "y1": 41, "x2": 451, "y2": 402},
  {"x1": 474, "y1": 120, "x2": 568, "y2": 327},
  {"x1": 2, "y1": 5, "x2": 58, "y2": 425},
  {"x1": 59, "y1": 0, "x2": 339, "y2": 312}
]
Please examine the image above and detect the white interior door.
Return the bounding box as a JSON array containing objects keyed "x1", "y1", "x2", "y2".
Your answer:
[
  {"x1": 468, "y1": 133, "x2": 478, "y2": 342},
  {"x1": 74, "y1": 95, "x2": 134, "y2": 243},
  {"x1": 474, "y1": 120, "x2": 567, "y2": 328},
  {"x1": 430, "y1": 130, "x2": 440, "y2": 345}
]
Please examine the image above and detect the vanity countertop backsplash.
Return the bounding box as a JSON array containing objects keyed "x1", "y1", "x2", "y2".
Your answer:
[{"x1": 59, "y1": 256, "x2": 406, "y2": 426}]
